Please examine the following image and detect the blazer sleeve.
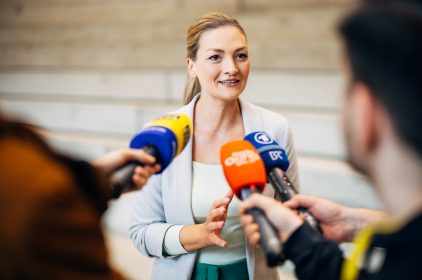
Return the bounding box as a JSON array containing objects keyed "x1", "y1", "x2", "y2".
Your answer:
[
  {"x1": 129, "y1": 174, "x2": 174, "y2": 258},
  {"x1": 284, "y1": 123, "x2": 301, "y2": 192}
]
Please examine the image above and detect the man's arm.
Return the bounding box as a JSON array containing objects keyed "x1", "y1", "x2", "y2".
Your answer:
[
  {"x1": 240, "y1": 194, "x2": 344, "y2": 280},
  {"x1": 285, "y1": 195, "x2": 387, "y2": 243}
]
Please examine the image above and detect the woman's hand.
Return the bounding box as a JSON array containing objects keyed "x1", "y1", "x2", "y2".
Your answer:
[
  {"x1": 200, "y1": 190, "x2": 234, "y2": 248},
  {"x1": 179, "y1": 190, "x2": 234, "y2": 252}
]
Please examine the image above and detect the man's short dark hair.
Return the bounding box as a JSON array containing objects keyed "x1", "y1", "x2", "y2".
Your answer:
[{"x1": 339, "y1": 3, "x2": 422, "y2": 158}]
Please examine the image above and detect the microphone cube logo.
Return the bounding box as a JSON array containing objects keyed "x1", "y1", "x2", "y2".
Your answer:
[
  {"x1": 269, "y1": 150, "x2": 284, "y2": 161},
  {"x1": 224, "y1": 149, "x2": 261, "y2": 167},
  {"x1": 254, "y1": 132, "x2": 274, "y2": 144}
]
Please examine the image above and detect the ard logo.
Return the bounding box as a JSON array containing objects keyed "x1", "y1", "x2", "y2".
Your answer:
[{"x1": 254, "y1": 132, "x2": 273, "y2": 144}]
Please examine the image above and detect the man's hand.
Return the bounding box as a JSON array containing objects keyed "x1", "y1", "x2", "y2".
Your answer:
[
  {"x1": 240, "y1": 194, "x2": 303, "y2": 245},
  {"x1": 285, "y1": 195, "x2": 359, "y2": 243},
  {"x1": 91, "y1": 148, "x2": 161, "y2": 189}
]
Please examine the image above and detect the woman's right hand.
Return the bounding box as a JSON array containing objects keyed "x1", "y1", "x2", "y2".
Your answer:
[{"x1": 200, "y1": 190, "x2": 234, "y2": 248}]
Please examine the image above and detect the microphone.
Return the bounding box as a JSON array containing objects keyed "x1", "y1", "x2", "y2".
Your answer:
[
  {"x1": 220, "y1": 140, "x2": 284, "y2": 267},
  {"x1": 110, "y1": 112, "x2": 192, "y2": 198},
  {"x1": 244, "y1": 132, "x2": 322, "y2": 233}
]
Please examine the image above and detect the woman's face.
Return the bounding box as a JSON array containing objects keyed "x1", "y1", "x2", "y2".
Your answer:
[{"x1": 187, "y1": 25, "x2": 250, "y2": 102}]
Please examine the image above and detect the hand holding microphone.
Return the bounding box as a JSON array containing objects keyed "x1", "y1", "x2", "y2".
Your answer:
[
  {"x1": 110, "y1": 112, "x2": 192, "y2": 198},
  {"x1": 92, "y1": 148, "x2": 161, "y2": 189},
  {"x1": 240, "y1": 194, "x2": 303, "y2": 245},
  {"x1": 244, "y1": 132, "x2": 322, "y2": 234},
  {"x1": 220, "y1": 140, "x2": 284, "y2": 267}
]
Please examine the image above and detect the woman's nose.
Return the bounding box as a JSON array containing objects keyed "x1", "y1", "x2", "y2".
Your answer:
[{"x1": 222, "y1": 57, "x2": 239, "y2": 75}]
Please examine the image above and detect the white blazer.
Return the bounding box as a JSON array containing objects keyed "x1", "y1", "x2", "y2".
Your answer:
[{"x1": 130, "y1": 95, "x2": 300, "y2": 280}]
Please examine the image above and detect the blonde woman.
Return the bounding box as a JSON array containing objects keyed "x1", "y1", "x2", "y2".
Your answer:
[{"x1": 130, "y1": 13, "x2": 300, "y2": 280}]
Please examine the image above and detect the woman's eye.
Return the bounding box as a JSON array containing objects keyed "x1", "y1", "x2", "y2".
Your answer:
[
  {"x1": 208, "y1": 55, "x2": 221, "y2": 61},
  {"x1": 236, "y1": 53, "x2": 248, "y2": 60}
]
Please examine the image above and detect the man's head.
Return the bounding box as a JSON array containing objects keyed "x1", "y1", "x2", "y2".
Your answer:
[{"x1": 339, "y1": 3, "x2": 422, "y2": 175}]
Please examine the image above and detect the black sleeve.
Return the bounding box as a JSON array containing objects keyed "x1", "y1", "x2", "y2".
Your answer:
[{"x1": 284, "y1": 223, "x2": 344, "y2": 280}]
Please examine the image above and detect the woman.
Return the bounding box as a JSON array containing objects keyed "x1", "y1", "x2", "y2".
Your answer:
[{"x1": 130, "y1": 13, "x2": 300, "y2": 280}]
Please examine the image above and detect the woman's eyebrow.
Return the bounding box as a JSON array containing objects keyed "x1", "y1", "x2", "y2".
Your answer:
[{"x1": 206, "y1": 47, "x2": 248, "y2": 53}]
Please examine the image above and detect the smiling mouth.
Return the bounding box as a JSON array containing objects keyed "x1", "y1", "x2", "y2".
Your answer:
[{"x1": 219, "y1": 80, "x2": 240, "y2": 86}]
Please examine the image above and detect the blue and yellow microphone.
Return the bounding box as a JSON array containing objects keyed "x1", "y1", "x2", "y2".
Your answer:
[{"x1": 111, "y1": 112, "x2": 192, "y2": 198}]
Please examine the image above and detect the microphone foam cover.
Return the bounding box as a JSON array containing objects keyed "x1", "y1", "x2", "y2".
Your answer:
[
  {"x1": 220, "y1": 140, "x2": 267, "y2": 199},
  {"x1": 130, "y1": 112, "x2": 192, "y2": 172},
  {"x1": 244, "y1": 132, "x2": 290, "y2": 172}
]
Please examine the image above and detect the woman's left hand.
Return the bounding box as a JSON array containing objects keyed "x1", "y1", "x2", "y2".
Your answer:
[{"x1": 200, "y1": 190, "x2": 234, "y2": 248}]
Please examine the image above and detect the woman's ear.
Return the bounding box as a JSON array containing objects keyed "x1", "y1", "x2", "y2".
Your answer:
[{"x1": 186, "y1": 58, "x2": 196, "y2": 78}]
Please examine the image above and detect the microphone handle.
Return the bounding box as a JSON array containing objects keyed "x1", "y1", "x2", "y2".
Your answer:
[
  {"x1": 240, "y1": 188, "x2": 284, "y2": 267},
  {"x1": 268, "y1": 168, "x2": 296, "y2": 201},
  {"x1": 110, "y1": 144, "x2": 158, "y2": 199},
  {"x1": 269, "y1": 168, "x2": 323, "y2": 234}
]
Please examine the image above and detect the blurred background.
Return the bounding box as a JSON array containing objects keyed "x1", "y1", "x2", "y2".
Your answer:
[{"x1": 0, "y1": 0, "x2": 382, "y2": 279}]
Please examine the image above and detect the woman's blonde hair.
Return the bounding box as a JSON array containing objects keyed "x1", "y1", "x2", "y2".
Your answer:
[{"x1": 183, "y1": 12, "x2": 247, "y2": 105}]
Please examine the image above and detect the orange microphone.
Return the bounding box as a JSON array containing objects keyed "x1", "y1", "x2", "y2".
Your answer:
[{"x1": 221, "y1": 140, "x2": 284, "y2": 267}]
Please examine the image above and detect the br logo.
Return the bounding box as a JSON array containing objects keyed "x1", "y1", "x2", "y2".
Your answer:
[
  {"x1": 269, "y1": 150, "x2": 284, "y2": 161},
  {"x1": 254, "y1": 132, "x2": 274, "y2": 144}
]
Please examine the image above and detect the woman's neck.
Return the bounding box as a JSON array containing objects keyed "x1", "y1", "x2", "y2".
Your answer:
[
  {"x1": 192, "y1": 94, "x2": 245, "y2": 164},
  {"x1": 194, "y1": 94, "x2": 242, "y2": 135}
]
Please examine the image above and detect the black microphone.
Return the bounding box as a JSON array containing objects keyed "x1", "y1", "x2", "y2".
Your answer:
[
  {"x1": 245, "y1": 132, "x2": 322, "y2": 234},
  {"x1": 220, "y1": 140, "x2": 285, "y2": 267}
]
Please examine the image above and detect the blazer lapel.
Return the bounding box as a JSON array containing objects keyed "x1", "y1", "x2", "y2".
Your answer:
[
  {"x1": 239, "y1": 98, "x2": 264, "y2": 135},
  {"x1": 165, "y1": 95, "x2": 199, "y2": 225}
]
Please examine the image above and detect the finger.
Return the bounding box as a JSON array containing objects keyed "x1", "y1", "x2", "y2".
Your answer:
[
  {"x1": 153, "y1": 164, "x2": 161, "y2": 172},
  {"x1": 137, "y1": 165, "x2": 158, "y2": 178},
  {"x1": 134, "y1": 166, "x2": 151, "y2": 177},
  {"x1": 241, "y1": 193, "x2": 276, "y2": 212},
  {"x1": 206, "y1": 221, "x2": 225, "y2": 232},
  {"x1": 248, "y1": 231, "x2": 261, "y2": 247},
  {"x1": 225, "y1": 190, "x2": 234, "y2": 204},
  {"x1": 208, "y1": 207, "x2": 226, "y2": 222},
  {"x1": 240, "y1": 214, "x2": 254, "y2": 227},
  {"x1": 211, "y1": 196, "x2": 231, "y2": 210},
  {"x1": 209, "y1": 233, "x2": 227, "y2": 248},
  {"x1": 132, "y1": 174, "x2": 147, "y2": 189},
  {"x1": 284, "y1": 195, "x2": 317, "y2": 209},
  {"x1": 125, "y1": 149, "x2": 156, "y2": 164},
  {"x1": 244, "y1": 223, "x2": 260, "y2": 239}
]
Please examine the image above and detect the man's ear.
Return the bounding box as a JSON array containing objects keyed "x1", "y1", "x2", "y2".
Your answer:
[
  {"x1": 354, "y1": 82, "x2": 380, "y2": 154},
  {"x1": 186, "y1": 58, "x2": 196, "y2": 78}
]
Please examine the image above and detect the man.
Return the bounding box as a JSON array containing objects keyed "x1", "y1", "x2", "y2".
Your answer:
[
  {"x1": 240, "y1": 2, "x2": 422, "y2": 280},
  {"x1": 0, "y1": 116, "x2": 160, "y2": 279}
]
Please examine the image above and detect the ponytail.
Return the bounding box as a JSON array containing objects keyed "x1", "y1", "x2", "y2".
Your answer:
[{"x1": 183, "y1": 75, "x2": 201, "y2": 105}]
